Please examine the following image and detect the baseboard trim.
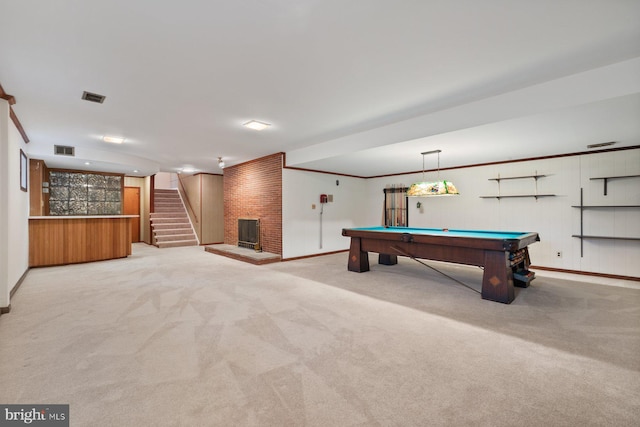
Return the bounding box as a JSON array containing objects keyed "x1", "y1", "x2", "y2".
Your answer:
[
  {"x1": 531, "y1": 265, "x2": 640, "y2": 282},
  {"x1": 282, "y1": 249, "x2": 349, "y2": 262},
  {"x1": 10, "y1": 268, "x2": 29, "y2": 298},
  {"x1": 1, "y1": 268, "x2": 29, "y2": 316}
]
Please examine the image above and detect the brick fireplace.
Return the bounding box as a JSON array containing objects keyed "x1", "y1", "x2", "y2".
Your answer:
[{"x1": 223, "y1": 153, "x2": 283, "y2": 255}]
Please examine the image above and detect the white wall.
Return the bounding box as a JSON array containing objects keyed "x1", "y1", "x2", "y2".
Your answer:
[
  {"x1": 154, "y1": 172, "x2": 178, "y2": 189},
  {"x1": 364, "y1": 149, "x2": 640, "y2": 277},
  {"x1": 576, "y1": 149, "x2": 640, "y2": 276},
  {"x1": 282, "y1": 169, "x2": 368, "y2": 258},
  {"x1": 0, "y1": 99, "x2": 30, "y2": 310},
  {"x1": 283, "y1": 148, "x2": 639, "y2": 277}
]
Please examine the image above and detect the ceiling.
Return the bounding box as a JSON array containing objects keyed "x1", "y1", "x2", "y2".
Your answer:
[{"x1": 1, "y1": 0, "x2": 639, "y2": 178}]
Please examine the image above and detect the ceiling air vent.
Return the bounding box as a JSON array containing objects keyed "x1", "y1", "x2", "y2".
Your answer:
[
  {"x1": 587, "y1": 141, "x2": 616, "y2": 149},
  {"x1": 54, "y1": 145, "x2": 75, "y2": 156},
  {"x1": 81, "y1": 91, "x2": 106, "y2": 103}
]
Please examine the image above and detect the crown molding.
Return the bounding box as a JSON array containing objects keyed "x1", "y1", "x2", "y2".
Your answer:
[{"x1": 0, "y1": 82, "x2": 29, "y2": 143}]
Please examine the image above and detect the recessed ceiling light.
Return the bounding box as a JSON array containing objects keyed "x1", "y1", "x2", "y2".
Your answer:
[
  {"x1": 133, "y1": 170, "x2": 139, "y2": 173},
  {"x1": 243, "y1": 120, "x2": 271, "y2": 131},
  {"x1": 84, "y1": 162, "x2": 91, "y2": 165},
  {"x1": 103, "y1": 136, "x2": 125, "y2": 144},
  {"x1": 182, "y1": 167, "x2": 195, "y2": 173}
]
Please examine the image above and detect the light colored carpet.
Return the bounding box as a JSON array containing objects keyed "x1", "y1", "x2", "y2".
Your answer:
[{"x1": 1, "y1": 243, "x2": 638, "y2": 426}]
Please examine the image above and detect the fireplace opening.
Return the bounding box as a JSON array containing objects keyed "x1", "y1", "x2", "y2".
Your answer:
[{"x1": 238, "y1": 218, "x2": 261, "y2": 252}]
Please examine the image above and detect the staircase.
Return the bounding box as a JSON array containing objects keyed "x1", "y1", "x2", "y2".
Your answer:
[{"x1": 151, "y1": 189, "x2": 198, "y2": 248}]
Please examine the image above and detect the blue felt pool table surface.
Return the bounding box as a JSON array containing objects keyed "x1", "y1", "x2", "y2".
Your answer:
[{"x1": 349, "y1": 226, "x2": 531, "y2": 240}]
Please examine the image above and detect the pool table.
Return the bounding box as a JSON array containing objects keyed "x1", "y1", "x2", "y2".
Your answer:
[{"x1": 342, "y1": 226, "x2": 540, "y2": 304}]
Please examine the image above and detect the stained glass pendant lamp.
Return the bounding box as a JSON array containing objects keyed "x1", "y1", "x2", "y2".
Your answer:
[{"x1": 407, "y1": 150, "x2": 459, "y2": 197}]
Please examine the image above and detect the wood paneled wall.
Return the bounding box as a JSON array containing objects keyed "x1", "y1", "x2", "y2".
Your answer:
[
  {"x1": 29, "y1": 217, "x2": 132, "y2": 267},
  {"x1": 178, "y1": 173, "x2": 224, "y2": 245},
  {"x1": 29, "y1": 159, "x2": 48, "y2": 216}
]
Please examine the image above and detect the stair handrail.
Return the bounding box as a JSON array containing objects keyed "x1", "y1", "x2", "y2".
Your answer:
[{"x1": 176, "y1": 174, "x2": 199, "y2": 224}]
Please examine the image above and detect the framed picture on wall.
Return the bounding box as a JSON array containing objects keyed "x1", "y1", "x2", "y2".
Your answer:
[{"x1": 20, "y1": 149, "x2": 27, "y2": 192}]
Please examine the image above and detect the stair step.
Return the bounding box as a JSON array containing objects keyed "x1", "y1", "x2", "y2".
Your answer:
[
  {"x1": 154, "y1": 228, "x2": 194, "y2": 236},
  {"x1": 150, "y1": 212, "x2": 187, "y2": 219},
  {"x1": 150, "y1": 217, "x2": 190, "y2": 224},
  {"x1": 153, "y1": 205, "x2": 184, "y2": 212},
  {"x1": 151, "y1": 223, "x2": 192, "y2": 230},
  {"x1": 154, "y1": 207, "x2": 185, "y2": 211},
  {"x1": 152, "y1": 189, "x2": 197, "y2": 248},
  {"x1": 157, "y1": 239, "x2": 198, "y2": 248},
  {"x1": 155, "y1": 233, "x2": 197, "y2": 242}
]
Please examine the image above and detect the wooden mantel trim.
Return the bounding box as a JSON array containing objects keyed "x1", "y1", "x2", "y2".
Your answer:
[{"x1": 0, "y1": 82, "x2": 30, "y2": 143}]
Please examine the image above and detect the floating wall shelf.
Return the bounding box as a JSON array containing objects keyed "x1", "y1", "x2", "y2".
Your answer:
[
  {"x1": 480, "y1": 194, "x2": 555, "y2": 200},
  {"x1": 480, "y1": 173, "x2": 555, "y2": 200},
  {"x1": 590, "y1": 174, "x2": 640, "y2": 195},
  {"x1": 572, "y1": 188, "x2": 640, "y2": 257},
  {"x1": 570, "y1": 235, "x2": 640, "y2": 241},
  {"x1": 488, "y1": 174, "x2": 547, "y2": 181},
  {"x1": 571, "y1": 205, "x2": 640, "y2": 208}
]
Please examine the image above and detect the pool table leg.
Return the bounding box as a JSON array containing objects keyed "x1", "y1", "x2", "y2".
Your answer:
[
  {"x1": 347, "y1": 237, "x2": 370, "y2": 272},
  {"x1": 481, "y1": 251, "x2": 515, "y2": 304},
  {"x1": 378, "y1": 254, "x2": 398, "y2": 265}
]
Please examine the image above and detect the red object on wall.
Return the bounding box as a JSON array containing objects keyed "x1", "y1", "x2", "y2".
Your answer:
[{"x1": 223, "y1": 152, "x2": 283, "y2": 256}]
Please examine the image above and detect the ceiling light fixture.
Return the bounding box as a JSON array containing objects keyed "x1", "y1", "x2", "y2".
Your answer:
[
  {"x1": 407, "y1": 150, "x2": 460, "y2": 197},
  {"x1": 217, "y1": 157, "x2": 225, "y2": 169},
  {"x1": 84, "y1": 162, "x2": 91, "y2": 165},
  {"x1": 103, "y1": 136, "x2": 125, "y2": 144},
  {"x1": 243, "y1": 120, "x2": 271, "y2": 131}
]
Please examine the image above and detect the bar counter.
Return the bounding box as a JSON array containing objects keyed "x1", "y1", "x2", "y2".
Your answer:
[{"x1": 29, "y1": 215, "x2": 138, "y2": 267}]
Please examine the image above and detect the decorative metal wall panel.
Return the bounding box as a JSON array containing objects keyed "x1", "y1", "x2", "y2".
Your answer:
[
  {"x1": 49, "y1": 186, "x2": 69, "y2": 201},
  {"x1": 69, "y1": 200, "x2": 88, "y2": 213},
  {"x1": 49, "y1": 172, "x2": 69, "y2": 187},
  {"x1": 69, "y1": 173, "x2": 87, "y2": 187},
  {"x1": 70, "y1": 187, "x2": 87, "y2": 200},
  {"x1": 106, "y1": 176, "x2": 121, "y2": 189},
  {"x1": 105, "y1": 202, "x2": 121, "y2": 214},
  {"x1": 88, "y1": 188, "x2": 106, "y2": 201},
  {"x1": 106, "y1": 190, "x2": 121, "y2": 202},
  {"x1": 49, "y1": 171, "x2": 122, "y2": 215},
  {"x1": 87, "y1": 174, "x2": 105, "y2": 188},
  {"x1": 49, "y1": 200, "x2": 69, "y2": 214}
]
